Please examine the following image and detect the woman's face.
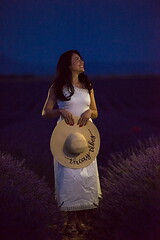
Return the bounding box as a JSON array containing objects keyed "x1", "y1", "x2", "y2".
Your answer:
[{"x1": 70, "y1": 53, "x2": 85, "y2": 74}]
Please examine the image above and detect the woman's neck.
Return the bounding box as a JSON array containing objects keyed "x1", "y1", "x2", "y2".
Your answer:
[{"x1": 72, "y1": 73, "x2": 79, "y2": 85}]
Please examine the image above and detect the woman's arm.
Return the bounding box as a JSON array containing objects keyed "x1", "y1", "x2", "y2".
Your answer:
[
  {"x1": 78, "y1": 88, "x2": 98, "y2": 126},
  {"x1": 89, "y1": 88, "x2": 98, "y2": 119},
  {"x1": 41, "y1": 86, "x2": 74, "y2": 125},
  {"x1": 41, "y1": 86, "x2": 60, "y2": 119}
]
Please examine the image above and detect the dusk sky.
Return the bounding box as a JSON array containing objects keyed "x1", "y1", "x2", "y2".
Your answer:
[{"x1": 1, "y1": 0, "x2": 160, "y2": 75}]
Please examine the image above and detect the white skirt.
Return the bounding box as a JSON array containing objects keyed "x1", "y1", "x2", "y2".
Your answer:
[{"x1": 53, "y1": 158, "x2": 102, "y2": 211}]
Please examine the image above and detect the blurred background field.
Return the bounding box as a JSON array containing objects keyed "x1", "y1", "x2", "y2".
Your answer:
[{"x1": 0, "y1": 74, "x2": 159, "y2": 187}]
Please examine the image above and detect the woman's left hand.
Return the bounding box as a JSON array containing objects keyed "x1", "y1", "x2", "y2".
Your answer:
[{"x1": 78, "y1": 109, "x2": 92, "y2": 127}]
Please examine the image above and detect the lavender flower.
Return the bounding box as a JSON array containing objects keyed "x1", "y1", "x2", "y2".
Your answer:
[
  {"x1": 0, "y1": 152, "x2": 58, "y2": 240},
  {"x1": 92, "y1": 136, "x2": 160, "y2": 240}
]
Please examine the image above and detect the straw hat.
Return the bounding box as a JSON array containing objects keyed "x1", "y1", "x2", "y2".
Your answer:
[{"x1": 50, "y1": 116, "x2": 100, "y2": 169}]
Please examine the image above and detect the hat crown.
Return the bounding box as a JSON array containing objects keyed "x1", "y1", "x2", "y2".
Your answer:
[{"x1": 65, "y1": 132, "x2": 87, "y2": 155}]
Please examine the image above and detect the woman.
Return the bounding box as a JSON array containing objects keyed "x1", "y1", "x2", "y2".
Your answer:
[{"x1": 42, "y1": 50, "x2": 102, "y2": 235}]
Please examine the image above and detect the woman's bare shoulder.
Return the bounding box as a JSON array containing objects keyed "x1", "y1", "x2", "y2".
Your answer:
[{"x1": 49, "y1": 84, "x2": 54, "y2": 91}]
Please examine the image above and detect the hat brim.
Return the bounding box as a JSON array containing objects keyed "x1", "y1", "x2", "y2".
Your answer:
[{"x1": 50, "y1": 116, "x2": 100, "y2": 169}]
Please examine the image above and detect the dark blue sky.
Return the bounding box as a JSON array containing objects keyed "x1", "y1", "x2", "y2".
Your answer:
[{"x1": 1, "y1": 0, "x2": 160, "y2": 75}]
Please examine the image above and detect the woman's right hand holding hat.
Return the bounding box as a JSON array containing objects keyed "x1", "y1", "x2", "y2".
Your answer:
[{"x1": 59, "y1": 109, "x2": 74, "y2": 126}]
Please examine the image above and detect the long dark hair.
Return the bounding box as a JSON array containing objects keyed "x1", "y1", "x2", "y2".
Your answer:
[{"x1": 52, "y1": 50, "x2": 92, "y2": 101}]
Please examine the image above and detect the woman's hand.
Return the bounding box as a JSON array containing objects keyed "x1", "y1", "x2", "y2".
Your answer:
[
  {"x1": 78, "y1": 109, "x2": 92, "y2": 127},
  {"x1": 59, "y1": 109, "x2": 74, "y2": 125}
]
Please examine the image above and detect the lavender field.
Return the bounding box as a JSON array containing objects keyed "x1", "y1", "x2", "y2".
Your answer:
[{"x1": 0, "y1": 75, "x2": 160, "y2": 240}]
